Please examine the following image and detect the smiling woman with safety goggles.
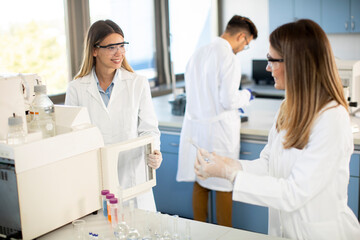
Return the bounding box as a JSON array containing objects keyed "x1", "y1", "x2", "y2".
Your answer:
[{"x1": 64, "y1": 19, "x2": 163, "y2": 212}]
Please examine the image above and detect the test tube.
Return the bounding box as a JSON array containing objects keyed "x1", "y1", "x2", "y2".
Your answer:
[
  {"x1": 117, "y1": 186, "x2": 124, "y2": 222},
  {"x1": 106, "y1": 193, "x2": 115, "y2": 222},
  {"x1": 110, "y1": 198, "x2": 118, "y2": 228},
  {"x1": 101, "y1": 190, "x2": 110, "y2": 217}
]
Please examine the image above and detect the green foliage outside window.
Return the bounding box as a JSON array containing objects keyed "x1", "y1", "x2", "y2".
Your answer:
[{"x1": 0, "y1": 21, "x2": 68, "y2": 95}]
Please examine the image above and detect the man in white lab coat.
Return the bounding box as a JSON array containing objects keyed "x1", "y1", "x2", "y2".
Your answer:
[{"x1": 177, "y1": 15, "x2": 258, "y2": 226}]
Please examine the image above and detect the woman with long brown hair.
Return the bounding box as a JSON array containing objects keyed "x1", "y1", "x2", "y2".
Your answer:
[
  {"x1": 65, "y1": 20, "x2": 162, "y2": 211},
  {"x1": 194, "y1": 19, "x2": 360, "y2": 239}
]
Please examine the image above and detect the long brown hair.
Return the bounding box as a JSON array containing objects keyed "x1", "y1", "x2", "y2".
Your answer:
[
  {"x1": 271, "y1": 19, "x2": 348, "y2": 149},
  {"x1": 75, "y1": 20, "x2": 133, "y2": 79}
]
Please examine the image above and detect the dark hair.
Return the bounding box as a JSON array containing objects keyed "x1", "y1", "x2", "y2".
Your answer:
[{"x1": 225, "y1": 15, "x2": 258, "y2": 39}]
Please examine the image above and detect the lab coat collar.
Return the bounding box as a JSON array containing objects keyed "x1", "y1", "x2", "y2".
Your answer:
[
  {"x1": 87, "y1": 68, "x2": 107, "y2": 110},
  {"x1": 216, "y1": 36, "x2": 233, "y2": 53}
]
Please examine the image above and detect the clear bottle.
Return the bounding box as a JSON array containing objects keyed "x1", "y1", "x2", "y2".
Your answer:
[
  {"x1": 7, "y1": 114, "x2": 27, "y2": 145},
  {"x1": 28, "y1": 84, "x2": 55, "y2": 138},
  {"x1": 101, "y1": 190, "x2": 110, "y2": 217}
]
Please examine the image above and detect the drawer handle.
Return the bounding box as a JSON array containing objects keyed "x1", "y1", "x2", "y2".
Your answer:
[
  {"x1": 240, "y1": 151, "x2": 252, "y2": 155},
  {"x1": 169, "y1": 142, "x2": 179, "y2": 147}
]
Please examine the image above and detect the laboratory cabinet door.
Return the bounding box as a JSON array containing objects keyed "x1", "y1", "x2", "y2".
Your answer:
[
  {"x1": 351, "y1": 0, "x2": 360, "y2": 32},
  {"x1": 269, "y1": 0, "x2": 295, "y2": 33},
  {"x1": 232, "y1": 140, "x2": 268, "y2": 234},
  {"x1": 348, "y1": 152, "x2": 360, "y2": 219},
  {"x1": 322, "y1": 0, "x2": 350, "y2": 33},
  {"x1": 348, "y1": 177, "x2": 359, "y2": 219},
  {"x1": 153, "y1": 132, "x2": 194, "y2": 219},
  {"x1": 294, "y1": 0, "x2": 321, "y2": 25}
]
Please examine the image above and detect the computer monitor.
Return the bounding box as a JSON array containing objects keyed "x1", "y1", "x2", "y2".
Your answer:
[{"x1": 252, "y1": 59, "x2": 274, "y2": 85}]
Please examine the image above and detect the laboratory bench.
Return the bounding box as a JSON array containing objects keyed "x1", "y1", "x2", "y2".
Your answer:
[
  {"x1": 152, "y1": 94, "x2": 360, "y2": 235},
  {"x1": 38, "y1": 209, "x2": 288, "y2": 240}
]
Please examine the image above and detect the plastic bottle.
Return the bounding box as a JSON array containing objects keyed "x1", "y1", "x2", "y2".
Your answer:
[
  {"x1": 7, "y1": 114, "x2": 27, "y2": 145},
  {"x1": 106, "y1": 193, "x2": 115, "y2": 222},
  {"x1": 101, "y1": 190, "x2": 110, "y2": 217},
  {"x1": 110, "y1": 198, "x2": 118, "y2": 228},
  {"x1": 28, "y1": 84, "x2": 55, "y2": 138}
]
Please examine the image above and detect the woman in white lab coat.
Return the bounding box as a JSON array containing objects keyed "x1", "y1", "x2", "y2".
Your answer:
[
  {"x1": 65, "y1": 20, "x2": 162, "y2": 211},
  {"x1": 195, "y1": 19, "x2": 360, "y2": 239}
]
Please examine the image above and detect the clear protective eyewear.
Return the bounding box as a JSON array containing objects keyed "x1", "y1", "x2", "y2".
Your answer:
[
  {"x1": 95, "y1": 41, "x2": 129, "y2": 54},
  {"x1": 243, "y1": 36, "x2": 250, "y2": 50},
  {"x1": 267, "y1": 53, "x2": 284, "y2": 70}
]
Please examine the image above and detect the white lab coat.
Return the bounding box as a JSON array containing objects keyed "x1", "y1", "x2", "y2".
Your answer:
[
  {"x1": 177, "y1": 37, "x2": 251, "y2": 191},
  {"x1": 233, "y1": 101, "x2": 360, "y2": 240},
  {"x1": 65, "y1": 68, "x2": 160, "y2": 211}
]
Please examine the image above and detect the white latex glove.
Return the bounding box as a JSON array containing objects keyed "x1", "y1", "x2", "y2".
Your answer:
[
  {"x1": 147, "y1": 150, "x2": 162, "y2": 169},
  {"x1": 194, "y1": 148, "x2": 242, "y2": 183}
]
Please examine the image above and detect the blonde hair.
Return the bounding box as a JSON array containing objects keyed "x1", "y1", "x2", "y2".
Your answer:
[
  {"x1": 270, "y1": 19, "x2": 348, "y2": 149},
  {"x1": 75, "y1": 20, "x2": 133, "y2": 79}
]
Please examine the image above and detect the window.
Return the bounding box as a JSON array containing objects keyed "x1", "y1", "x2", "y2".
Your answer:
[
  {"x1": 169, "y1": 0, "x2": 219, "y2": 75},
  {"x1": 89, "y1": 0, "x2": 157, "y2": 83},
  {"x1": 0, "y1": 0, "x2": 69, "y2": 95}
]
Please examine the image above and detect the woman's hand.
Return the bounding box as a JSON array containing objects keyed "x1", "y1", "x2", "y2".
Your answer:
[
  {"x1": 148, "y1": 150, "x2": 163, "y2": 169},
  {"x1": 194, "y1": 148, "x2": 242, "y2": 183}
]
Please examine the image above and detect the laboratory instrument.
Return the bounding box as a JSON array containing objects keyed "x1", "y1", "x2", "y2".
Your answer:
[
  {"x1": 7, "y1": 114, "x2": 27, "y2": 145},
  {"x1": 110, "y1": 198, "x2": 119, "y2": 227},
  {"x1": 28, "y1": 84, "x2": 56, "y2": 138},
  {"x1": 72, "y1": 219, "x2": 86, "y2": 240},
  {"x1": 188, "y1": 138, "x2": 211, "y2": 163},
  {"x1": 0, "y1": 73, "x2": 158, "y2": 239},
  {"x1": 335, "y1": 58, "x2": 360, "y2": 114},
  {"x1": 101, "y1": 190, "x2": 110, "y2": 217},
  {"x1": 0, "y1": 73, "x2": 38, "y2": 142},
  {"x1": 106, "y1": 193, "x2": 115, "y2": 222}
]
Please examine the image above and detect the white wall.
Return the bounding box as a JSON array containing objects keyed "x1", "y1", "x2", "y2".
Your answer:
[{"x1": 223, "y1": 0, "x2": 360, "y2": 78}]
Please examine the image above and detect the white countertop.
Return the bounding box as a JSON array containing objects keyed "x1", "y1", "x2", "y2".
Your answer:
[
  {"x1": 38, "y1": 210, "x2": 288, "y2": 240},
  {"x1": 153, "y1": 94, "x2": 360, "y2": 146}
]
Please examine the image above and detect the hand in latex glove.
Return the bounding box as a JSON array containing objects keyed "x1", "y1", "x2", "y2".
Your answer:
[
  {"x1": 148, "y1": 150, "x2": 162, "y2": 169},
  {"x1": 246, "y1": 88, "x2": 255, "y2": 101},
  {"x1": 194, "y1": 148, "x2": 242, "y2": 183}
]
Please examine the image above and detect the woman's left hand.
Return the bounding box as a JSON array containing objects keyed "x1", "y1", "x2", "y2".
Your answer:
[{"x1": 148, "y1": 150, "x2": 163, "y2": 169}]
